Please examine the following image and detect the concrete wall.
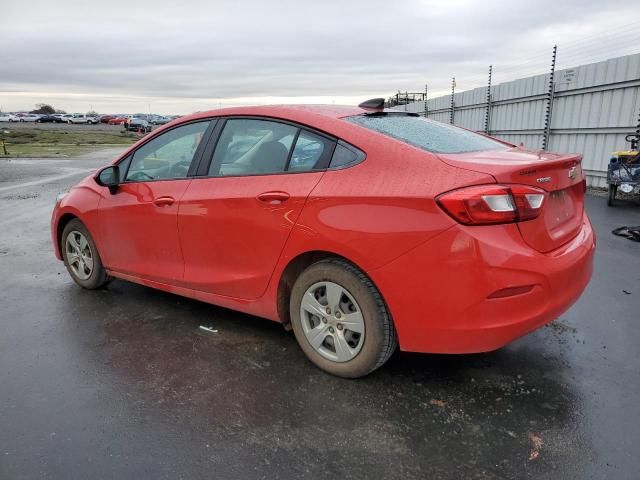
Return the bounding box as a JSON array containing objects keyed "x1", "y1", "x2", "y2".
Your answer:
[{"x1": 395, "y1": 53, "x2": 640, "y2": 187}]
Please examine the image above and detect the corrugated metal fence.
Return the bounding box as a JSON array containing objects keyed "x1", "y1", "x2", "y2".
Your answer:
[{"x1": 395, "y1": 53, "x2": 640, "y2": 187}]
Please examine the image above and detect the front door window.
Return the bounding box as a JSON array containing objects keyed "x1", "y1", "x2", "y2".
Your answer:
[{"x1": 125, "y1": 121, "x2": 210, "y2": 182}]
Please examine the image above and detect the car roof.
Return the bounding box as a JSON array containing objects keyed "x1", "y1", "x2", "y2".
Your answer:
[{"x1": 180, "y1": 104, "x2": 366, "y2": 123}]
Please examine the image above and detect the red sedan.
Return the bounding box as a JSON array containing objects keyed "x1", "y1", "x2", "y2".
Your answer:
[
  {"x1": 108, "y1": 117, "x2": 126, "y2": 125},
  {"x1": 51, "y1": 101, "x2": 595, "y2": 378}
]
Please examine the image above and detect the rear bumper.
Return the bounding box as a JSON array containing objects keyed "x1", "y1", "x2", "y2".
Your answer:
[{"x1": 368, "y1": 216, "x2": 595, "y2": 353}]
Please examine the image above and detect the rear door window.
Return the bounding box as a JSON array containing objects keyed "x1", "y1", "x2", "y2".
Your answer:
[{"x1": 208, "y1": 119, "x2": 298, "y2": 176}]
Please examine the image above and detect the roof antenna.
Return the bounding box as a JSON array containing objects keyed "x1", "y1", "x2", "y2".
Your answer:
[{"x1": 358, "y1": 98, "x2": 385, "y2": 112}]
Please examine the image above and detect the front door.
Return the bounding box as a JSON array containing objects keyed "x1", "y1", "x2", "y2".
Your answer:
[
  {"x1": 179, "y1": 118, "x2": 334, "y2": 299},
  {"x1": 98, "y1": 120, "x2": 211, "y2": 284}
]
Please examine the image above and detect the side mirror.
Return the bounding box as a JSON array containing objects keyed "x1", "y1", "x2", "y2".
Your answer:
[{"x1": 96, "y1": 165, "x2": 120, "y2": 194}]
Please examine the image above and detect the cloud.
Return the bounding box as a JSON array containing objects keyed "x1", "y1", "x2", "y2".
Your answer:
[{"x1": 1, "y1": 0, "x2": 638, "y2": 113}]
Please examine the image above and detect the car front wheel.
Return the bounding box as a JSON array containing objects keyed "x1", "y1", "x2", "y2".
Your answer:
[
  {"x1": 290, "y1": 259, "x2": 397, "y2": 378},
  {"x1": 608, "y1": 184, "x2": 617, "y2": 206},
  {"x1": 61, "y1": 219, "x2": 109, "y2": 289}
]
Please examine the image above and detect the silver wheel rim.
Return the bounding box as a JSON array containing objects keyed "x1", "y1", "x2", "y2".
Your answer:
[
  {"x1": 65, "y1": 230, "x2": 94, "y2": 280},
  {"x1": 300, "y1": 281, "x2": 365, "y2": 363}
]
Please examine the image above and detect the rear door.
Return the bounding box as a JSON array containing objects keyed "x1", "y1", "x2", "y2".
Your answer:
[{"x1": 178, "y1": 118, "x2": 334, "y2": 299}]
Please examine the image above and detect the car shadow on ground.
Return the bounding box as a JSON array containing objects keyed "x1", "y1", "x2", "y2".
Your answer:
[{"x1": 57, "y1": 278, "x2": 591, "y2": 477}]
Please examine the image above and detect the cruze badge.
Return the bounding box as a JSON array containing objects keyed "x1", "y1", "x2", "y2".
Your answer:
[
  {"x1": 568, "y1": 166, "x2": 578, "y2": 179},
  {"x1": 536, "y1": 177, "x2": 551, "y2": 183}
]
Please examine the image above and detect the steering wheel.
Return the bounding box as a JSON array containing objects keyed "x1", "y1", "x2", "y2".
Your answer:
[
  {"x1": 169, "y1": 160, "x2": 191, "y2": 178},
  {"x1": 127, "y1": 171, "x2": 155, "y2": 181}
]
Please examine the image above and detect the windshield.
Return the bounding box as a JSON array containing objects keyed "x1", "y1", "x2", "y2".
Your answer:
[{"x1": 345, "y1": 114, "x2": 508, "y2": 154}]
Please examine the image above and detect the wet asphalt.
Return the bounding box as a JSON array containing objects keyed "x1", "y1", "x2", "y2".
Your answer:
[{"x1": 0, "y1": 149, "x2": 639, "y2": 479}]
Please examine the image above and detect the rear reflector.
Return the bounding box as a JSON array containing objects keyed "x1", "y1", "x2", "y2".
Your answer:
[
  {"x1": 437, "y1": 184, "x2": 546, "y2": 225},
  {"x1": 487, "y1": 285, "x2": 535, "y2": 299}
]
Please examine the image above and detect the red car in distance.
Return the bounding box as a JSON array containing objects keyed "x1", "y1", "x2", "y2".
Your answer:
[
  {"x1": 51, "y1": 100, "x2": 595, "y2": 378},
  {"x1": 108, "y1": 117, "x2": 126, "y2": 125}
]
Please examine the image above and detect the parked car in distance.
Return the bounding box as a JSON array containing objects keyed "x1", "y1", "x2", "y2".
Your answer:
[
  {"x1": 17, "y1": 113, "x2": 40, "y2": 122},
  {"x1": 51, "y1": 101, "x2": 595, "y2": 378},
  {"x1": 150, "y1": 115, "x2": 171, "y2": 125},
  {"x1": 108, "y1": 117, "x2": 126, "y2": 125},
  {"x1": 68, "y1": 114, "x2": 99, "y2": 125},
  {"x1": 127, "y1": 117, "x2": 151, "y2": 132},
  {"x1": 99, "y1": 115, "x2": 116, "y2": 124},
  {"x1": 0, "y1": 113, "x2": 18, "y2": 122},
  {"x1": 36, "y1": 114, "x2": 66, "y2": 123}
]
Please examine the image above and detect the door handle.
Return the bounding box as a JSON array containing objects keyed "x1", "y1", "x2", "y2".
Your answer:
[
  {"x1": 153, "y1": 196, "x2": 175, "y2": 207},
  {"x1": 257, "y1": 191, "x2": 290, "y2": 204}
]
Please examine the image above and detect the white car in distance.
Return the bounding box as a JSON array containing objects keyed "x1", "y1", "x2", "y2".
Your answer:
[
  {"x1": 17, "y1": 114, "x2": 40, "y2": 122},
  {"x1": 68, "y1": 114, "x2": 99, "y2": 125},
  {"x1": 0, "y1": 113, "x2": 18, "y2": 122}
]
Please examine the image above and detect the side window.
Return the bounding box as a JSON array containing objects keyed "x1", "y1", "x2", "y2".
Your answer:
[
  {"x1": 329, "y1": 141, "x2": 365, "y2": 169},
  {"x1": 288, "y1": 130, "x2": 334, "y2": 172},
  {"x1": 125, "y1": 121, "x2": 209, "y2": 182},
  {"x1": 209, "y1": 119, "x2": 297, "y2": 176},
  {"x1": 118, "y1": 154, "x2": 133, "y2": 177}
]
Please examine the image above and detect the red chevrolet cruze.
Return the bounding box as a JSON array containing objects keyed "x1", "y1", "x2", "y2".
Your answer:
[{"x1": 51, "y1": 101, "x2": 595, "y2": 378}]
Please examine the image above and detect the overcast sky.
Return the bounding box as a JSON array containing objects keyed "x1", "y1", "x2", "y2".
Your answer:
[{"x1": 1, "y1": 0, "x2": 639, "y2": 114}]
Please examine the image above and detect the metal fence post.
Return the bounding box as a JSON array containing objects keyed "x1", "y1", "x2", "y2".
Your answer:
[
  {"x1": 484, "y1": 65, "x2": 493, "y2": 134},
  {"x1": 449, "y1": 77, "x2": 456, "y2": 124},
  {"x1": 542, "y1": 45, "x2": 557, "y2": 150},
  {"x1": 631, "y1": 105, "x2": 640, "y2": 150},
  {"x1": 424, "y1": 84, "x2": 428, "y2": 118}
]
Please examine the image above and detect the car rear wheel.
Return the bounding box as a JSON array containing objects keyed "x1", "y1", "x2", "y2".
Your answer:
[
  {"x1": 289, "y1": 259, "x2": 397, "y2": 378},
  {"x1": 61, "y1": 219, "x2": 109, "y2": 289}
]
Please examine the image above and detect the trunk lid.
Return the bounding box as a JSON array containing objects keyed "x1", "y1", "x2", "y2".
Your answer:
[{"x1": 438, "y1": 148, "x2": 585, "y2": 253}]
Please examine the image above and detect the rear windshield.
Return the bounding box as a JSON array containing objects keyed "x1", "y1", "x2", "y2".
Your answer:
[{"x1": 345, "y1": 115, "x2": 508, "y2": 154}]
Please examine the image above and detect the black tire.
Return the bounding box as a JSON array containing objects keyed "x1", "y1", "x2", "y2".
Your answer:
[
  {"x1": 289, "y1": 259, "x2": 397, "y2": 378},
  {"x1": 607, "y1": 184, "x2": 617, "y2": 206},
  {"x1": 61, "y1": 219, "x2": 109, "y2": 289}
]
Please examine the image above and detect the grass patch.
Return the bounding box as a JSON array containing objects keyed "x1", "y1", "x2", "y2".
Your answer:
[
  {"x1": 1, "y1": 144, "x2": 109, "y2": 157},
  {"x1": 0, "y1": 127, "x2": 138, "y2": 157}
]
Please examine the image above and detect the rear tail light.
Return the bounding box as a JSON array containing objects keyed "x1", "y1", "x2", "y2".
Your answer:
[{"x1": 436, "y1": 184, "x2": 546, "y2": 225}]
